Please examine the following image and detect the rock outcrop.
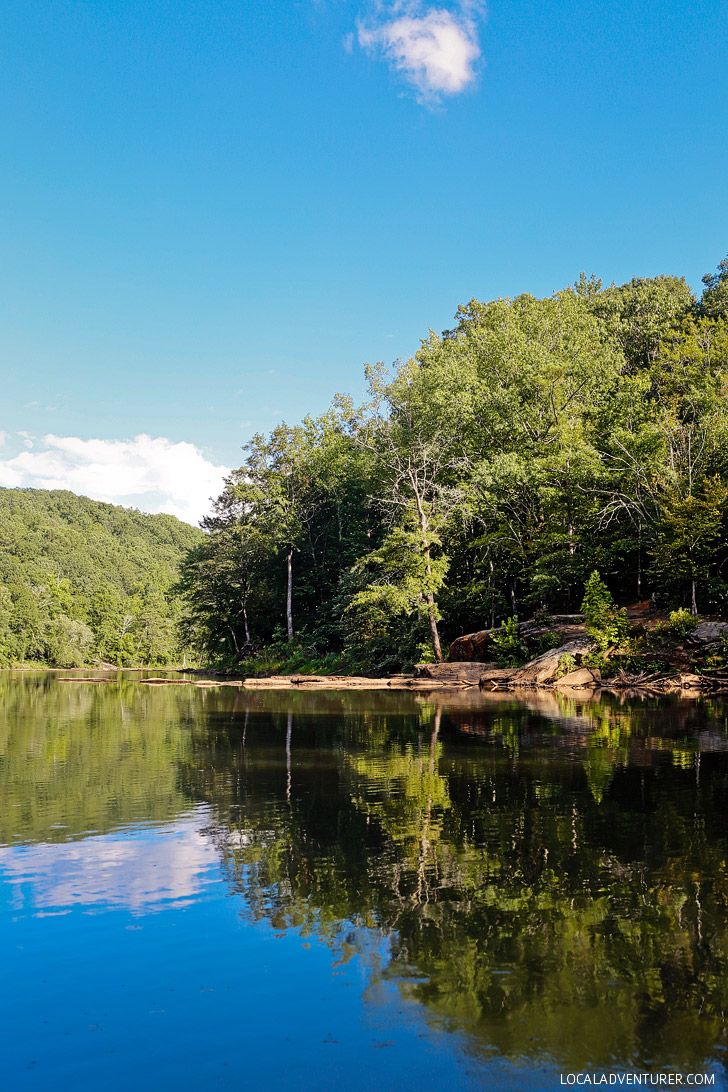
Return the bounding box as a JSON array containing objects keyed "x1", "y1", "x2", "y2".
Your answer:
[
  {"x1": 510, "y1": 637, "x2": 595, "y2": 686},
  {"x1": 414, "y1": 662, "x2": 491, "y2": 683},
  {"x1": 687, "y1": 621, "x2": 728, "y2": 647},
  {"x1": 449, "y1": 617, "x2": 586, "y2": 662},
  {"x1": 553, "y1": 666, "x2": 601, "y2": 689},
  {"x1": 449, "y1": 628, "x2": 495, "y2": 662}
]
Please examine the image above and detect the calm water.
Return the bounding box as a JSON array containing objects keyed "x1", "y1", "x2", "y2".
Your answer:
[{"x1": 2, "y1": 673, "x2": 728, "y2": 1090}]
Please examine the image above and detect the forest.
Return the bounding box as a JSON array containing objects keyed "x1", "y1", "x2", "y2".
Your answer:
[
  {"x1": 2, "y1": 257, "x2": 727, "y2": 673},
  {"x1": 0, "y1": 488, "x2": 202, "y2": 666},
  {"x1": 181, "y1": 255, "x2": 728, "y2": 673}
]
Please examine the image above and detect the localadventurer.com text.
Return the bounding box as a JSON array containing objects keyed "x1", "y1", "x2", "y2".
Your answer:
[{"x1": 559, "y1": 1075, "x2": 717, "y2": 1086}]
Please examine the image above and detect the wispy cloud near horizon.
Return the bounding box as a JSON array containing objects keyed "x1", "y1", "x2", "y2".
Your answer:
[
  {"x1": 357, "y1": 2, "x2": 484, "y2": 103},
  {"x1": 0, "y1": 433, "x2": 229, "y2": 526}
]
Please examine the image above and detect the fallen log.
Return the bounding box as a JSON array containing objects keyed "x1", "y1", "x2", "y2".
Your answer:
[{"x1": 58, "y1": 677, "x2": 111, "y2": 682}]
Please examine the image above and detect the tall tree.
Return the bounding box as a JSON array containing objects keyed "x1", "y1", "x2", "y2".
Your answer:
[{"x1": 352, "y1": 359, "x2": 466, "y2": 662}]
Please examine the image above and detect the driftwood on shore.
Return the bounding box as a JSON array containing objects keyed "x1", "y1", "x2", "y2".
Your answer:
[
  {"x1": 58, "y1": 677, "x2": 112, "y2": 683},
  {"x1": 240, "y1": 673, "x2": 472, "y2": 691}
]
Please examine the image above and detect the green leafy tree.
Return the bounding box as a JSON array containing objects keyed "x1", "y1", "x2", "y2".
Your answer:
[
  {"x1": 581, "y1": 571, "x2": 629, "y2": 649},
  {"x1": 491, "y1": 615, "x2": 528, "y2": 667},
  {"x1": 44, "y1": 615, "x2": 94, "y2": 667},
  {"x1": 650, "y1": 477, "x2": 728, "y2": 614},
  {"x1": 346, "y1": 524, "x2": 449, "y2": 668},
  {"x1": 354, "y1": 359, "x2": 467, "y2": 661},
  {"x1": 701, "y1": 255, "x2": 728, "y2": 320},
  {"x1": 0, "y1": 487, "x2": 202, "y2": 667}
]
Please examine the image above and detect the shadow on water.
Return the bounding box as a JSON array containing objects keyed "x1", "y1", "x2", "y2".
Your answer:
[{"x1": 2, "y1": 672, "x2": 728, "y2": 1078}]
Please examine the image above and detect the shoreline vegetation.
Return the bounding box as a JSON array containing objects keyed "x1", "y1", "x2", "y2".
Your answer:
[
  {"x1": 2, "y1": 259, "x2": 728, "y2": 679},
  {"x1": 44, "y1": 599, "x2": 728, "y2": 695}
]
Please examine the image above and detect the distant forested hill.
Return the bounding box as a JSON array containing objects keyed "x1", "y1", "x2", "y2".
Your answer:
[{"x1": 0, "y1": 488, "x2": 204, "y2": 666}]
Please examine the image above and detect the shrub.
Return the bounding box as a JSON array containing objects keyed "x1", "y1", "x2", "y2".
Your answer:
[
  {"x1": 492, "y1": 616, "x2": 528, "y2": 667},
  {"x1": 704, "y1": 631, "x2": 728, "y2": 670},
  {"x1": 582, "y1": 649, "x2": 611, "y2": 674},
  {"x1": 535, "y1": 631, "x2": 565, "y2": 655},
  {"x1": 581, "y1": 571, "x2": 629, "y2": 651},
  {"x1": 555, "y1": 653, "x2": 576, "y2": 678},
  {"x1": 666, "y1": 608, "x2": 701, "y2": 636}
]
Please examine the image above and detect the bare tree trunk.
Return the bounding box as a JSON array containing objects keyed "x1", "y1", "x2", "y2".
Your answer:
[
  {"x1": 414, "y1": 490, "x2": 443, "y2": 663},
  {"x1": 691, "y1": 578, "x2": 697, "y2": 616},
  {"x1": 422, "y1": 545, "x2": 443, "y2": 662},
  {"x1": 286, "y1": 548, "x2": 294, "y2": 641},
  {"x1": 426, "y1": 589, "x2": 443, "y2": 662},
  {"x1": 489, "y1": 557, "x2": 495, "y2": 629},
  {"x1": 242, "y1": 587, "x2": 251, "y2": 645}
]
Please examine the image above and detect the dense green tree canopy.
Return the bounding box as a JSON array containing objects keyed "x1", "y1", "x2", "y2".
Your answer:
[{"x1": 181, "y1": 258, "x2": 728, "y2": 672}]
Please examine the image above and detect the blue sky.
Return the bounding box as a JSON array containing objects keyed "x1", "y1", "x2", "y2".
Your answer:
[{"x1": 1, "y1": 0, "x2": 727, "y2": 522}]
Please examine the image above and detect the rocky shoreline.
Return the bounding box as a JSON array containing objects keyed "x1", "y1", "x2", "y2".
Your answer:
[
  {"x1": 236, "y1": 618, "x2": 728, "y2": 695},
  {"x1": 55, "y1": 658, "x2": 728, "y2": 697},
  {"x1": 51, "y1": 617, "x2": 728, "y2": 695}
]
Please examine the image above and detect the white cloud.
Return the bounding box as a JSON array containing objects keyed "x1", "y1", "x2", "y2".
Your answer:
[
  {"x1": 357, "y1": 3, "x2": 483, "y2": 101},
  {"x1": 0, "y1": 433, "x2": 229, "y2": 526}
]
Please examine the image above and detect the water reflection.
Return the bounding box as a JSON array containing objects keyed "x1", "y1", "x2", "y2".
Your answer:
[
  {"x1": 2, "y1": 675, "x2": 728, "y2": 1082},
  {"x1": 185, "y1": 690, "x2": 728, "y2": 1073},
  {"x1": 0, "y1": 810, "x2": 218, "y2": 913}
]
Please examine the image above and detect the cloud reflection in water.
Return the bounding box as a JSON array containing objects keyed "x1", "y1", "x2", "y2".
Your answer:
[{"x1": 0, "y1": 808, "x2": 219, "y2": 914}]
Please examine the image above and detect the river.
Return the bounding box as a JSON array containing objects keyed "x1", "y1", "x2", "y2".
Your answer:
[{"x1": 2, "y1": 672, "x2": 727, "y2": 1090}]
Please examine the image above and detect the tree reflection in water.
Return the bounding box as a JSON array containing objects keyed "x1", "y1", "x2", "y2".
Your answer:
[
  {"x1": 2, "y1": 676, "x2": 728, "y2": 1074},
  {"x1": 181, "y1": 687, "x2": 728, "y2": 1073}
]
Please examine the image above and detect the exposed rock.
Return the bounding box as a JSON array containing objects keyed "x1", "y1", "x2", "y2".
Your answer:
[
  {"x1": 511, "y1": 638, "x2": 595, "y2": 686},
  {"x1": 687, "y1": 621, "x2": 728, "y2": 646},
  {"x1": 449, "y1": 628, "x2": 495, "y2": 662},
  {"x1": 479, "y1": 667, "x2": 519, "y2": 691},
  {"x1": 554, "y1": 667, "x2": 600, "y2": 689},
  {"x1": 414, "y1": 662, "x2": 489, "y2": 684},
  {"x1": 450, "y1": 617, "x2": 586, "y2": 662}
]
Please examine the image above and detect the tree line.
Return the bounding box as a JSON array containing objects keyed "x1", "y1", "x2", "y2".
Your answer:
[{"x1": 181, "y1": 256, "x2": 728, "y2": 672}]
